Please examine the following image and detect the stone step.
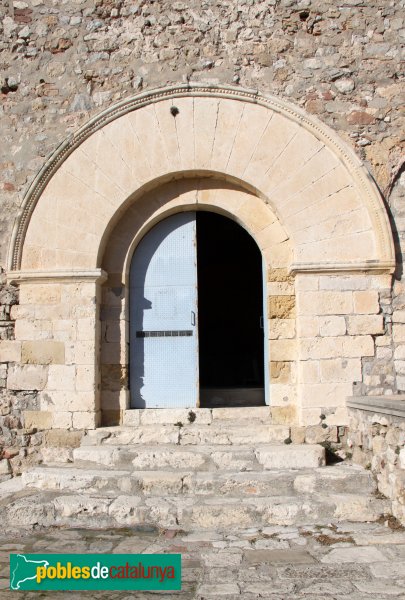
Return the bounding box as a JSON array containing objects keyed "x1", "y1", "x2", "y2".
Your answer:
[
  {"x1": 82, "y1": 423, "x2": 291, "y2": 446},
  {"x1": 2, "y1": 489, "x2": 389, "y2": 530},
  {"x1": 22, "y1": 464, "x2": 376, "y2": 497},
  {"x1": 73, "y1": 443, "x2": 325, "y2": 470},
  {"x1": 123, "y1": 407, "x2": 272, "y2": 427}
]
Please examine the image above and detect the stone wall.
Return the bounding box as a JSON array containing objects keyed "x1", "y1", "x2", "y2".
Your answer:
[
  {"x1": 0, "y1": 0, "x2": 404, "y2": 470},
  {"x1": 346, "y1": 397, "x2": 405, "y2": 524},
  {"x1": 296, "y1": 273, "x2": 393, "y2": 427},
  {"x1": 0, "y1": 270, "x2": 38, "y2": 479},
  {"x1": 1, "y1": 0, "x2": 403, "y2": 261}
]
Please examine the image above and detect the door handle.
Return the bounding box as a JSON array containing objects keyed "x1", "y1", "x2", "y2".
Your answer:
[{"x1": 191, "y1": 311, "x2": 196, "y2": 326}]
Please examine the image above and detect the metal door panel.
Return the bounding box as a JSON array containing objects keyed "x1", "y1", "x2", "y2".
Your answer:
[{"x1": 130, "y1": 212, "x2": 198, "y2": 408}]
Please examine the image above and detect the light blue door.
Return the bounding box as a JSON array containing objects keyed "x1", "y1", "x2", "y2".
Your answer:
[{"x1": 130, "y1": 212, "x2": 198, "y2": 408}]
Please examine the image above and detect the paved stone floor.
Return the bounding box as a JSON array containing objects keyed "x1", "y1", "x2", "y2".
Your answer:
[{"x1": 0, "y1": 520, "x2": 405, "y2": 599}]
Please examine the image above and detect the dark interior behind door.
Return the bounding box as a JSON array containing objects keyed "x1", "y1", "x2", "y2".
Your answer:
[{"x1": 196, "y1": 211, "x2": 264, "y2": 400}]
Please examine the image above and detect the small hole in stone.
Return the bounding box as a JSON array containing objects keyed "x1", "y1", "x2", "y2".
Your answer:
[
  {"x1": 170, "y1": 106, "x2": 179, "y2": 117},
  {"x1": 299, "y1": 11, "x2": 310, "y2": 20},
  {"x1": 39, "y1": 78, "x2": 45, "y2": 83}
]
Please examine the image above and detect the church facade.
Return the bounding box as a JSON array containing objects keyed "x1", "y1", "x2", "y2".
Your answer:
[{"x1": 0, "y1": 0, "x2": 404, "y2": 519}]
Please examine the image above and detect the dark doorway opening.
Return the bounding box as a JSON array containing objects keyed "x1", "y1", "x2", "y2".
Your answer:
[{"x1": 196, "y1": 212, "x2": 265, "y2": 407}]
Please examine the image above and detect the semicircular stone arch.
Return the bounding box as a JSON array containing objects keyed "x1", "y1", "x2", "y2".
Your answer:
[
  {"x1": 7, "y1": 85, "x2": 396, "y2": 431},
  {"x1": 98, "y1": 178, "x2": 294, "y2": 424},
  {"x1": 11, "y1": 84, "x2": 395, "y2": 273}
]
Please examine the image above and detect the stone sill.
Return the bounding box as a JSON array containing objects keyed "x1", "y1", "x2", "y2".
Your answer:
[{"x1": 347, "y1": 396, "x2": 405, "y2": 419}]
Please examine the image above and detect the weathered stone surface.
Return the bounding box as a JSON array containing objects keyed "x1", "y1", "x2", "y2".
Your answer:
[
  {"x1": 256, "y1": 445, "x2": 325, "y2": 469},
  {"x1": 7, "y1": 365, "x2": 48, "y2": 391},
  {"x1": 0, "y1": 521, "x2": 405, "y2": 599},
  {"x1": 321, "y1": 546, "x2": 387, "y2": 563},
  {"x1": 0, "y1": 0, "x2": 403, "y2": 491},
  {"x1": 305, "y1": 425, "x2": 338, "y2": 444},
  {"x1": 0, "y1": 459, "x2": 11, "y2": 475},
  {"x1": 270, "y1": 406, "x2": 297, "y2": 425},
  {"x1": 347, "y1": 315, "x2": 385, "y2": 336},
  {"x1": 269, "y1": 296, "x2": 295, "y2": 319},
  {"x1": 23, "y1": 410, "x2": 53, "y2": 430},
  {"x1": 347, "y1": 403, "x2": 405, "y2": 525},
  {"x1": 347, "y1": 111, "x2": 376, "y2": 125},
  {"x1": 21, "y1": 341, "x2": 65, "y2": 365},
  {"x1": 44, "y1": 429, "x2": 83, "y2": 448},
  {"x1": 270, "y1": 361, "x2": 291, "y2": 383},
  {"x1": 0, "y1": 341, "x2": 21, "y2": 363}
]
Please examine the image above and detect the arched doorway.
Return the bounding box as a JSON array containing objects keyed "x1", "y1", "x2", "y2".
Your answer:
[
  {"x1": 9, "y1": 85, "x2": 395, "y2": 429},
  {"x1": 129, "y1": 211, "x2": 266, "y2": 409}
]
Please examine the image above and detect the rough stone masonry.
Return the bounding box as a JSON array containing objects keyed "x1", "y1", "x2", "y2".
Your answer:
[{"x1": 0, "y1": 0, "x2": 404, "y2": 480}]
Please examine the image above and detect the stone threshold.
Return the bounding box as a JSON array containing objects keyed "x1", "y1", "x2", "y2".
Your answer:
[
  {"x1": 122, "y1": 406, "x2": 271, "y2": 426},
  {"x1": 347, "y1": 395, "x2": 405, "y2": 418}
]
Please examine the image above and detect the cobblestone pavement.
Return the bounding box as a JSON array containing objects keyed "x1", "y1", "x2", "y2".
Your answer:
[{"x1": 0, "y1": 520, "x2": 405, "y2": 599}]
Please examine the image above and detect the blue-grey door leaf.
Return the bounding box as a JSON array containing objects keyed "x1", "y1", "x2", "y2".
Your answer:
[{"x1": 130, "y1": 213, "x2": 198, "y2": 408}]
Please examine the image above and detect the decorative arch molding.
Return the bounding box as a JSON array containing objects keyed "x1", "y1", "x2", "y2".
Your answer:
[{"x1": 8, "y1": 83, "x2": 395, "y2": 275}]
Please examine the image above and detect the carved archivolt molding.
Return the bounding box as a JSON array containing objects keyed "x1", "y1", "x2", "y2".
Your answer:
[{"x1": 9, "y1": 83, "x2": 395, "y2": 272}]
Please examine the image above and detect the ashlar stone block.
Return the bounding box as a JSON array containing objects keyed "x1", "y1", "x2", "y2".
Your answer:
[
  {"x1": 297, "y1": 316, "x2": 319, "y2": 338},
  {"x1": 320, "y1": 358, "x2": 362, "y2": 383},
  {"x1": 22, "y1": 340, "x2": 65, "y2": 365},
  {"x1": 270, "y1": 405, "x2": 297, "y2": 424},
  {"x1": 300, "y1": 335, "x2": 374, "y2": 359},
  {"x1": 353, "y1": 290, "x2": 380, "y2": 314},
  {"x1": 319, "y1": 316, "x2": 346, "y2": 337},
  {"x1": 52, "y1": 412, "x2": 73, "y2": 429},
  {"x1": 301, "y1": 382, "x2": 353, "y2": 407},
  {"x1": 269, "y1": 295, "x2": 295, "y2": 319},
  {"x1": 40, "y1": 390, "x2": 94, "y2": 412},
  {"x1": 269, "y1": 318, "x2": 296, "y2": 339},
  {"x1": 75, "y1": 365, "x2": 97, "y2": 392},
  {"x1": 270, "y1": 361, "x2": 292, "y2": 384},
  {"x1": 271, "y1": 339, "x2": 297, "y2": 361},
  {"x1": 72, "y1": 411, "x2": 98, "y2": 430},
  {"x1": 19, "y1": 284, "x2": 61, "y2": 305},
  {"x1": 299, "y1": 360, "x2": 320, "y2": 384},
  {"x1": 347, "y1": 314, "x2": 384, "y2": 335},
  {"x1": 47, "y1": 365, "x2": 76, "y2": 391},
  {"x1": 0, "y1": 341, "x2": 21, "y2": 363},
  {"x1": 23, "y1": 410, "x2": 53, "y2": 430},
  {"x1": 297, "y1": 291, "x2": 353, "y2": 316},
  {"x1": 15, "y1": 319, "x2": 52, "y2": 341},
  {"x1": 341, "y1": 335, "x2": 375, "y2": 357},
  {"x1": 267, "y1": 268, "x2": 293, "y2": 283},
  {"x1": 270, "y1": 384, "x2": 297, "y2": 406},
  {"x1": 7, "y1": 364, "x2": 48, "y2": 390},
  {"x1": 294, "y1": 275, "x2": 319, "y2": 292}
]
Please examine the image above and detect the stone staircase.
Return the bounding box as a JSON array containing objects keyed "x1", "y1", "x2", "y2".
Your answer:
[{"x1": 0, "y1": 408, "x2": 390, "y2": 531}]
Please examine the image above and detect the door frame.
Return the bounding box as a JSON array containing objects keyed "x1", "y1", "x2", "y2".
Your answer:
[{"x1": 127, "y1": 207, "x2": 270, "y2": 409}]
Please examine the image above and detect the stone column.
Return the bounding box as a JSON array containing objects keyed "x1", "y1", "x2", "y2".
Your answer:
[{"x1": 7, "y1": 270, "x2": 107, "y2": 431}]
